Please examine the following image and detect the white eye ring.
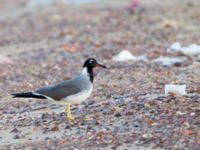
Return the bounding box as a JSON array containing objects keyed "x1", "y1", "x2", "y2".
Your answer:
[{"x1": 89, "y1": 60, "x2": 94, "y2": 63}]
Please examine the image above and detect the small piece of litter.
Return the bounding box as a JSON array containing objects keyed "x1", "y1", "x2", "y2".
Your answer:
[
  {"x1": 112, "y1": 50, "x2": 148, "y2": 62},
  {"x1": 153, "y1": 56, "x2": 186, "y2": 67},
  {"x1": 167, "y1": 42, "x2": 200, "y2": 56},
  {"x1": 165, "y1": 84, "x2": 187, "y2": 95},
  {"x1": 142, "y1": 133, "x2": 153, "y2": 139},
  {"x1": 176, "y1": 111, "x2": 185, "y2": 115}
]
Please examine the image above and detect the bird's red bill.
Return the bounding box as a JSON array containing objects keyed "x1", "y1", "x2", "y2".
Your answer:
[{"x1": 95, "y1": 63, "x2": 106, "y2": 68}]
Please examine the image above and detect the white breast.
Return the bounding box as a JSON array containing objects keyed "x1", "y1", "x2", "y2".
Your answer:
[
  {"x1": 65, "y1": 85, "x2": 93, "y2": 104},
  {"x1": 58, "y1": 67, "x2": 93, "y2": 105}
]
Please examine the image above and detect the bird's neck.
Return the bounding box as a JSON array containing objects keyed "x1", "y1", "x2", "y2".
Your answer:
[{"x1": 81, "y1": 67, "x2": 93, "y2": 82}]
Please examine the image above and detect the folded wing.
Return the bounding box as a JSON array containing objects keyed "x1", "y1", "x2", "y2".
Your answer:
[{"x1": 34, "y1": 80, "x2": 82, "y2": 100}]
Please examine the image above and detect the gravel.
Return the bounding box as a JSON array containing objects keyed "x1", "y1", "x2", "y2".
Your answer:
[{"x1": 0, "y1": 0, "x2": 199, "y2": 149}]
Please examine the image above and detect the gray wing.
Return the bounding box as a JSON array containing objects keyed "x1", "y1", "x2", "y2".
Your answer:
[{"x1": 34, "y1": 80, "x2": 82, "y2": 100}]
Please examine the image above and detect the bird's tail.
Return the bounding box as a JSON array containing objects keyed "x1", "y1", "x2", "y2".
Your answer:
[{"x1": 11, "y1": 92, "x2": 46, "y2": 99}]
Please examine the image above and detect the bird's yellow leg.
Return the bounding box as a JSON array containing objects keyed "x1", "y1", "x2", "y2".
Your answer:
[{"x1": 66, "y1": 102, "x2": 74, "y2": 120}]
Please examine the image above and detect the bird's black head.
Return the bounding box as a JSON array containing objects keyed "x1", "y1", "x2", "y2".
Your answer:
[
  {"x1": 83, "y1": 58, "x2": 106, "y2": 82},
  {"x1": 83, "y1": 58, "x2": 106, "y2": 69}
]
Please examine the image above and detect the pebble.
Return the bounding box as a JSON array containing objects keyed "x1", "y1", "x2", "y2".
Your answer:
[
  {"x1": 13, "y1": 134, "x2": 20, "y2": 139},
  {"x1": 10, "y1": 128, "x2": 19, "y2": 133}
]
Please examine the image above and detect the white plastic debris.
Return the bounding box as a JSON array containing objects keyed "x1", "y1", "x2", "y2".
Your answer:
[
  {"x1": 165, "y1": 84, "x2": 187, "y2": 96},
  {"x1": 168, "y1": 42, "x2": 200, "y2": 56},
  {"x1": 153, "y1": 56, "x2": 186, "y2": 67},
  {"x1": 142, "y1": 133, "x2": 153, "y2": 139},
  {"x1": 112, "y1": 50, "x2": 148, "y2": 62}
]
